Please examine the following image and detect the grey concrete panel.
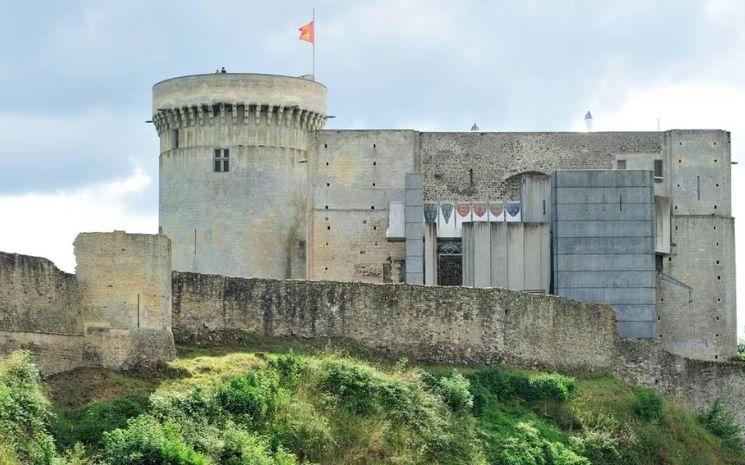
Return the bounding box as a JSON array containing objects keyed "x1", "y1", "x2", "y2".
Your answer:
[
  {"x1": 618, "y1": 321, "x2": 657, "y2": 339},
  {"x1": 553, "y1": 203, "x2": 654, "y2": 221},
  {"x1": 555, "y1": 187, "x2": 653, "y2": 205},
  {"x1": 557, "y1": 271, "x2": 656, "y2": 288},
  {"x1": 553, "y1": 170, "x2": 652, "y2": 188},
  {"x1": 556, "y1": 237, "x2": 654, "y2": 255},
  {"x1": 556, "y1": 254, "x2": 654, "y2": 271},
  {"x1": 612, "y1": 305, "x2": 657, "y2": 322},
  {"x1": 559, "y1": 287, "x2": 655, "y2": 305},
  {"x1": 555, "y1": 220, "x2": 653, "y2": 238},
  {"x1": 405, "y1": 239, "x2": 423, "y2": 257},
  {"x1": 404, "y1": 206, "x2": 423, "y2": 223}
]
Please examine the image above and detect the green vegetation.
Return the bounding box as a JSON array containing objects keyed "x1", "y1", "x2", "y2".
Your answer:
[
  {"x1": 1, "y1": 346, "x2": 744, "y2": 464},
  {"x1": 738, "y1": 342, "x2": 745, "y2": 362}
]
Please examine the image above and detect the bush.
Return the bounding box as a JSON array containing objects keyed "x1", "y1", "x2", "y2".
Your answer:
[
  {"x1": 493, "y1": 422, "x2": 590, "y2": 465},
  {"x1": 698, "y1": 397, "x2": 742, "y2": 449},
  {"x1": 434, "y1": 371, "x2": 473, "y2": 414},
  {"x1": 0, "y1": 351, "x2": 58, "y2": 465},
  {"x1": 267, "y1": 352, "x2": 307, "y2": 387},
  {"x1": 217, "y1": 371, "x2": 280, "y2": 424},
  {"x1": 467, "y1": 367, "x2": 576, "y2": 405},
  {"x1": 55, "y1": 394, "x2": 150, "y2": 448},
  {"x1": 219, "y1": 427, "x2": 297, "y2": 465},
  {"x1": 102, "y1": 416, "x2": 207, "y2": 465},
  {"x1": 634, "y1": 388, "x2": 665, "y2": 421},
  {"x1": 273, "y1": 401, "x2": 335, "y2": 461},
  {"x1": 321, "y1": 361, "x2": 382, "y2": 415}
]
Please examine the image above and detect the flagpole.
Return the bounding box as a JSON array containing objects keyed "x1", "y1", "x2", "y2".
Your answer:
[{"x1": 312, "y1": 8, "x2": 316, "y2": 80}]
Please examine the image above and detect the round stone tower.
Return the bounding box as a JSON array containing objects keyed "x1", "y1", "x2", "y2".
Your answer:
[{"x1": 153, "y1": 73, "x2": 327, "y2": 279}]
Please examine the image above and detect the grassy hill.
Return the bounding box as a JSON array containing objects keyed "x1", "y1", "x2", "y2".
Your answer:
[{"x1": 1, "y1": 341, "x2": 743, "y2": 465}]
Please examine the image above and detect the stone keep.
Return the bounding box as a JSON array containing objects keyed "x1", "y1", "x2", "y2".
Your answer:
[{"x1": 154, "y1": 74, "x2": 327, "y2": 279}]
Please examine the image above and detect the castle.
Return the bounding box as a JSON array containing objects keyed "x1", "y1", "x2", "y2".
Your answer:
[
  {"x1": 153, "y1": 73, "x2": 736, "y2": 362},
  {"x1": 1, "y1": 72, "x2": 743, "y2": 428}
]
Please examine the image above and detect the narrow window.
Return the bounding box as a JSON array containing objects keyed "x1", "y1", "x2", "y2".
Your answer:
[
  {"x1": 213, "y1": 148, "x2": 230, "y2": 172},
  {"x1": 171, "y1": 129, "x2": 179, "y2": 150},
  {"x1": 617, "y1": 159, "x2": 626, "y2": 169},
  {"x1": 697, "y1": 175, "x2": 701, "y2": 200},
  {"x1": 469, "y1": 168, "x2": 474, "y2": 187},
  {"x1": 654, "y1": 159, "x2": 663, "y2": 181}
]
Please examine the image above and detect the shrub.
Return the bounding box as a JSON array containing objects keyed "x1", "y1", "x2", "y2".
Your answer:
[
  {"x1": 698, "y1": 397, "x2": 742, "y2": 449},
  {"x1": 321, "y1": 361, "x2": 381, "y2": 415},
  {"x1": 467, "y1": 368, "x2": 576, "y2": 405},
  {"x1": 493, "y1": 422, "x2": 590, "y2": 465},
  {"x1": 0, "y1": 351, "x2": 58, "y2": 465},
  {"x1": 434, "y1": 371, "x2": 473, "y2": 414},
  {"x1": 217, "y1": 371, "x2": 280, "y2": 424},
  {"x1": 634, "y1": 388, "x2": 665, "y2": 421},
  {"x1": 219, "y1": 427, "x2": 297, "y2": 465},
  {"x1": 102, "y1": 416, "x2": 207, "y2": 465},
  {"x1": 56, "y1": 394, "x2": 150, "y2": 448},
  {"x1": 267, "y1": 352, "x2": 307, "y2": 387},
  {"x1": 273, "y1": 401, "x2": 334, "y2": 461}
]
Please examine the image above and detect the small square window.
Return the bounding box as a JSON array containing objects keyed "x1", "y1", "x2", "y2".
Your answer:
[
  {"x1": 213, "y1": 148, "x2": 230, "y2": 172},
  {"x1": 616, "y1": 159, "x2": 626, "y2": 169}
]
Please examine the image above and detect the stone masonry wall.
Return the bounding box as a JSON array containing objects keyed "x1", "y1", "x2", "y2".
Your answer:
[
  {"x1": 0, "y1": 252, "x2": 86, "y2": 373},
  {"x1": 172, "y1": 271, "x2": 745, "y2": 428},
  {"x1": 0, "y1": 232, "x2": 176, "y2": 374}
]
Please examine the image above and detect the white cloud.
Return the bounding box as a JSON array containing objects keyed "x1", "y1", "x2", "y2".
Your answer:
[
  {"x1": 572, "y1": 80, "x2": 745, "y2": 338},
  {"x1": 0, "y1": 168, "x2": 157, "y2": 273}
]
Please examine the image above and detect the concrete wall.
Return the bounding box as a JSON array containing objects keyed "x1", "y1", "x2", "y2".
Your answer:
[
  {"x1": 462, "y1": 222, "x2": 550, "y2": 292},
  {"x1": 552, "y1": 170, "x2": 657, "y2": 339},
  {"x1": 0, "y1": 232, "x2": 175, "y2": 374},
  {"x1": 156, "y1": 74, "x2": 327, "y2": 280},
  {"x1": 171, "y1": 272, "x2": 745, "y2": 428}
]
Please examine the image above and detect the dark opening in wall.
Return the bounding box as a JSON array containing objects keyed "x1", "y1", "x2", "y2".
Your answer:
[
  {"x1": 325, "y1": 206, "x2": 328, "y2": 209},
  {"x1": 171, "y1": 129, "x2": 179, "y2": 150},
  {"x1": 326, "y1": 182, "x2": 330, "y2": 187},
  {"x1": 654, "y1": 159, "x2": 663, "y2": 181},
  {"x1": 324, "y1": 143, "x2": 328, "y2": 148},
  {"x1": 373, "y1": 162, "x2": 377, "y2": 166},
  {"x1": 327, "y1": 226, "x2": 330, "y2": 230},
  {"x1": 617, "y1": 159, "x2": 626, "y2": 169},
  {"x1": 371, "y1": 206, "x2": 375, "y2": 210},
  {"x1": 373, "y1": 143, "x2": 376, "y2": 148},
  {"x1": 213, "y1": 148, "x2": 229, "y2": 172},
  {"x1": 469, "y1": 168, "x2": 474, "y2": 187}
]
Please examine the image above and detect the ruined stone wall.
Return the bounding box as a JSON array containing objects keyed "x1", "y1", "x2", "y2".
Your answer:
[
  {"x1": 74, "y1": 232, "x2": 175, "y2": 369},
  {"x1": 0, "y1": 252, "x2": 85, "y2": 373},
  {"x1": 171, "y1": 271, "x2": 745, "y2": 427},
  {"x1": 0, "y1": 232, "x2": 175, "y2": 374}
]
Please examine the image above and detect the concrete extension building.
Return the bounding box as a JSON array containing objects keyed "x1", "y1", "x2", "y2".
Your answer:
[{"x1": 152, "y1": 73, "x2": 736, "y2": 362}]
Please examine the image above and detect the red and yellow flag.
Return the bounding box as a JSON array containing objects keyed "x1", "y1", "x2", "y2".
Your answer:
[{"x1": 298, "y1": 20, "x2": 314, "y2": 43}]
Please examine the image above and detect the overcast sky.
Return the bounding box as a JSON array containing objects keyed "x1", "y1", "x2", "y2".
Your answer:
[{"x1": 1, "y1": 0, "x2": 744, "y2": 337}]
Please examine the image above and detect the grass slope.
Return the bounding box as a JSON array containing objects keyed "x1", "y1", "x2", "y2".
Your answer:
[{"x1": 0, "y1": 342, "x2": 742, "y2": 465}]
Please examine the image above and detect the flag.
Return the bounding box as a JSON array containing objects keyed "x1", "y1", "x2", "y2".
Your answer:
[{"x1": 298, "y1": 20, "x2": 314, "y2": 43}]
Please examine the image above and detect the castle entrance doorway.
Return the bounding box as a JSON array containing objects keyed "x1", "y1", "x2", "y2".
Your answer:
[{"x1": 437, "y1": 240, "x2": 462, "y2": 286}]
